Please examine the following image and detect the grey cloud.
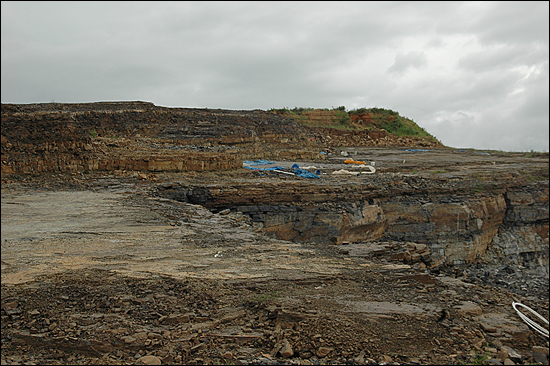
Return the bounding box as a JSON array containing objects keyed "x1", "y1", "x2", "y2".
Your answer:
[
  {"x1": 471, "y1": 1, "x2": 549, "y2": 46},
  {"x1": 426, "y1": 37, "x2": 445, "y2": 48},
  {"x1": 387, "y1": 51, "x2": 428, "y2": 74},
  {"x1": 458, "y1": 45, "x2": 547, "y2": 72},
  {"x1": 431, "y1": 2, "x2": 548, "y2": 45}
]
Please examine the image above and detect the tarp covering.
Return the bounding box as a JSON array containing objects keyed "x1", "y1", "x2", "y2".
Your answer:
[
  {"x1": 292, "y1": 168, "x2": 320, "y2": 179},
  {"x1": 243, "y1": 165, "x2": 285, "y2": 171},
  {"x1": 242, "y1": 160, "x2": 321, "y2": 178},
  {"x1": 345, "y1": 158, "x2": 367, "y2": 165},
  {"x1": 243, "y1": 159, "x2": 275, "y2": 166}
]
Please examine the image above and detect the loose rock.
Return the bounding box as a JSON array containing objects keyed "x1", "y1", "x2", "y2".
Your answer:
[{"x1": 137, "y1": 355, "x2": 162, "y2": 365}]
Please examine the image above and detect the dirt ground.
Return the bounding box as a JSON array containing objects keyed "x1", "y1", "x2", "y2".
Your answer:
[{"x1": 1, "y1": 148, "x2": 549, "y2": 365}]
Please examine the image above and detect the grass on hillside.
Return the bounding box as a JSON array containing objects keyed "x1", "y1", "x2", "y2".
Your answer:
[{"x1": 269, "y1": 106, "x2": 440, "y2": 142}]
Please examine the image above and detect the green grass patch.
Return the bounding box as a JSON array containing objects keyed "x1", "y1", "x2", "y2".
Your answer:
[{"x1": 524, "y1": 167, "x2": 549, "y2": 182}]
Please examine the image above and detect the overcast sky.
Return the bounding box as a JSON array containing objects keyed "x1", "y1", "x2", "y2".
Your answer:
[{"x1": 2, "y1": 1, "x2": 549, "y2": 151}]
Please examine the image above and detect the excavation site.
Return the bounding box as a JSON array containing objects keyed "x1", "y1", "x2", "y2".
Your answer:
[{"x1": 1, "y1": 102, "x2": 548, "y2": 365}]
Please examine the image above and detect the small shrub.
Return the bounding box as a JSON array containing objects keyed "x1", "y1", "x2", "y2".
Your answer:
[{"x1": 252, "y1": 291, "x2": 280, "y2": 304}]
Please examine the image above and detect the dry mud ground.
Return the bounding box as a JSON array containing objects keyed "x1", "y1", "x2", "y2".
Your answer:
[{"x1": 1, "y1": 148, "x2": 549, "y2": 365}]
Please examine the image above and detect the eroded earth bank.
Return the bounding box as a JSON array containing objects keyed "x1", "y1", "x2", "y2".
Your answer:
[{"x1": 1, "y1": 102, "x2": 549, "y2": 365}]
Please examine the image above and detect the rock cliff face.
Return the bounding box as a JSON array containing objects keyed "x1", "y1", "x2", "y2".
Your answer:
[
  {"x1": 489, "y1": 183, "x2": 549, "y2": 271},
  {"x1": 1, "y1": 101, "x2": 320, "y2": 175},
  {"x1": 381, "y1": 193, "x2": 508, "y2": 265},
  {"x1": 154, "y1": 178, "x2": 548, "y2": 272},
  {"x1": 307, "y1": 127, "x2": 440, "y2": 148}
]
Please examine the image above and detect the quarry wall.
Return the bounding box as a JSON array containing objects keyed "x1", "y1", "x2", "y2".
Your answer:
[{"x1": 2, "y1": 102, "x2": 548, "y2": 273}]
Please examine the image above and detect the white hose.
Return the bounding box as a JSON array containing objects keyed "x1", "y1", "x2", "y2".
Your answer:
[
  {"x1": 512, "y1": 302, "x2": 549, "y2": 338},
  {"x1": 361, "y1": 165, "x2": 376, "y2": 174},
  {"x1": 274, "y1": 170, "x2": 295, "y2": 175}
]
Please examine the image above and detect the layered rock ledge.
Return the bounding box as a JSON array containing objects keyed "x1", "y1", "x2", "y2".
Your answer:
[{"x1": 2, "y1": 102, "x2": 548, "y2": 271}]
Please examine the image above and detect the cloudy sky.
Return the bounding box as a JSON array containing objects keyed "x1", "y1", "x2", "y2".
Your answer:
[{"x1": 2, "y1": 1, "x2": 548, "y2": 151}]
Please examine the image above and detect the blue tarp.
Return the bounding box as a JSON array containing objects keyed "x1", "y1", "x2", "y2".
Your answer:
[
  {"x1": 292, "y1": 168, "x2": 320, "y2": 179},
  {"x1": 243, "y1": 160, "x2": 320, "y2": 178},
  {"x1": 243, "y1": 159, "x2": 275, "y2": 166},
  {"x1": 244, "y1": 166, "x2": 285, "y2": 171},
  {"x1": 456, "y1": 150, "x2": 490, "y2": 155},
  {"x1": 406, "y1": 149, "x2": 430, "y2": 152}
]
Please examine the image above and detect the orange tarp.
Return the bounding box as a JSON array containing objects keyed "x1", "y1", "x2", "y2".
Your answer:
[{"x1": 344, "y1": 158, "x2": 367, "y2": 165}]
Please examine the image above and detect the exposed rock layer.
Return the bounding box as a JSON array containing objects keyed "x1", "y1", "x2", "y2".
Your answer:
[
  {"x1": 1, "y1": 102, "x2": 440, "y2": 175},
  {"x1": 2, "y1": 101, "x2": 548, "y2": 272},
  {"x1": 154, "y1": 178, "x2": 548, "y2": 271}
]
